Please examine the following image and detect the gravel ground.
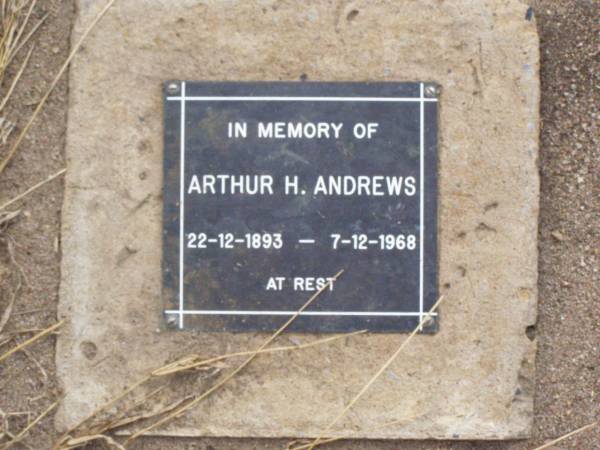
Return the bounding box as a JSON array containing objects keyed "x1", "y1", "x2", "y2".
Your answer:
[{"x1": 0, "y1": 0, "x2": 597, "y2": 449}]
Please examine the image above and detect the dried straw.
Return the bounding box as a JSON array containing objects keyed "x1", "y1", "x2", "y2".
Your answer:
[
  {"x1": 0, "y1": 400, "x2": 57, "y2": 449},
  {"x1": 531, "y1": 422, "x2": 597, "y2": 450},
  {"x1": 0, "y1": 44, "x2": 33, "y2": 112},
  {"x1": 303, "y1": 296, "x2": 444, "y2": 449},
  {"x1": 0, "y1": 167, "x2": 65, "y2": 211},
  {"x1": 153, "y1": 330, "x2": 365, "y2": 377},
  {"x1": 0, "y1": 319, "x2": 63, "y2": 364},
  {"x1": 54, "y1": 279, "x2": 363, "y2": 449},
  {"x1": 0, "y1": 0, "x2": 118, "y2": 174},
  {"x1": 124, "y1": 270, "x2": 344, "y2": 445}
]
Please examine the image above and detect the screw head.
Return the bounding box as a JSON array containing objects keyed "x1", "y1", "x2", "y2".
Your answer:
[
  {"x1": 166, "y1": 82, "x2": 179, "y2": 94},
  {"x1": 424, "y1": 84, "x2": 438, "y2": 97},
  {"x1": 166, "y1": 315, "x2": 177, "y2": 328},
  {"x1": 422, "y1": 314, "x2": 434, "y2": 327}
]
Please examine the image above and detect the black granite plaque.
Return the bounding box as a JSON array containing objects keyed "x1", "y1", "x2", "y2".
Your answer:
[{"x1": 162, "y1": 82, "x2": 438, "y2": 333}]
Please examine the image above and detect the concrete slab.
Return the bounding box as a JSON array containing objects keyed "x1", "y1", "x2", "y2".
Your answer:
[{"x1": 56, "y1": 0, "x2": 539, "y2": 439}]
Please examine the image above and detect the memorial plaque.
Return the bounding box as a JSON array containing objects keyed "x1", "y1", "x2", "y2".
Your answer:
[{"x1": 162, "y1": 82, "x2": 438, "y2": 333}]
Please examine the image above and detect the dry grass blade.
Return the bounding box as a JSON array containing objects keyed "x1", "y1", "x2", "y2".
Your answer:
[
  {"x1": 0, "y1": 319, "x2": 63, "y2": 364},
  {"x1": 101, "y1": 387, "x2": 168, "y2": 431},
  {"x1": 0, "y1": 275, "x2": 21, "y2": 335},
  {"x1": 5, "y1": 11, "x2": 47, "y2": 69},
  {"x1": 303, "y1": 296, "x2": 444, "y2": 450},
  {"x1": 0, "y1": 400, "x2": 57, "y2": 450},
  {"x1": 0, "y1": 117, "x2": 13, "y2": 144},
  {"x1": 0, "y1": 0, "x2": 36, "y2": 82},
  {"x1": 531, "y1": 422, "x2": 597, "y2": 450},
  {"x1": 22, "y1": 346, "x2": 48, "y2": 382},
  {"x1": 0, "y1": 0, "x2": 118, "y2": 174},
  {"x1": 124, "y1": 270, "x2": 344, "y2": 445},
  {"x1": 62, "y1": 332, "x2": 363, "y2": 448},
  {"x1": 0, "y1": 44, "x2": 33, "y2": 112},
  {"x1": 0, "y1": 167, "x2": 65, "y2": 211},
  {"x1": 104, "y1": 393, "x2": 194, "y2": 432},
  {"x1": 4, "y1": 235, "x2": 26, "y2": 285},
  {"x1": 55, "y1": 307, "x2": 359, "y2": 449},
  {"x1": 0, "y1": 234, "x2": 24, "y2": 334},
  {"x1": 2, "y1": 327, "x2": 47, "y2": 334},
  {"x1": 153, "y1": 330, "x2": 366, "y2": 377},
  {"x1": 57, "y1": 395, "x2": 195, "y2": 450},
  {"x1": 60, "y1": 434, "x2": 125, "y2": 450},
  {"x1": 53, "y1": 375, "x2": 152, "y2": 450},
  {"x1": 0, "y1": 209, "x2": 19, "y2": 227},
  {"x1": 58, "y1": 385, "x2": 168, "y2": 446},
  {"x1": 287, "y1": 416, "x2": 424, "y2": 450}
]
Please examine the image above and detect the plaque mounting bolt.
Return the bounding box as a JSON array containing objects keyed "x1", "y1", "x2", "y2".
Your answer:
[
  {"x1": 424, "y1": 84, "x2": 438, "y2": 97},
  {"x1": 167, "y1": 82, "x2": 179, "y2": 95},
  {"x1": 166, "y1": 315, "x2": 178, "y2": 328}
]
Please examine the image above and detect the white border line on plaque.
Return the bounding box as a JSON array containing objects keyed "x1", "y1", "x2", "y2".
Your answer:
[
  {"x1": 165, "y1": 310, "x2": 438, "y2": 317},
  {"x1": 170, "y1": 90, "x2": 436, "y2": 324},
  {"x1": 178, "y1": 81, "x2": 186, "y2": 329},
  {"x1": 419, "y1": 82, "x2": 425, "y2": 330},
  {"x1": 167, "y1": 96, "x2": 438, "y2": 103}
]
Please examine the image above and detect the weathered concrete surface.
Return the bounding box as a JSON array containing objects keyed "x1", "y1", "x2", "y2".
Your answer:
[{"x1": 56, "y1": 0, "x2": 539, "y2": 439}]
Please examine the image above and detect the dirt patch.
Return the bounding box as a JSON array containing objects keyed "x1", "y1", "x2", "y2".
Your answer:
[
  {"x1": 0, "y1": 0, "x2": 73, "y2": 447},
  {"x1": 0, "y1": 0, "x2": 597, "y2": 449}
]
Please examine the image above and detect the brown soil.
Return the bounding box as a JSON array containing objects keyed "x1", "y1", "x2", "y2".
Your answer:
[{"x1": 0, "y1": 0, "x2": 597, "y2": 449}]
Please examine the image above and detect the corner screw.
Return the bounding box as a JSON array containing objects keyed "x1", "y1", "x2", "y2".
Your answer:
[
  {"x1": 422, "y1": 315, "x2": 434, "y2": 327},
  {"x1": 166, "y1": 315, "x2": 177, "y2": 328},
  {"x1": 425, "y1": 85, "x2": 438, "y2": 97},
  {"x1": 167, "y1": 82, "x2": 179, "y2": 95}
]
